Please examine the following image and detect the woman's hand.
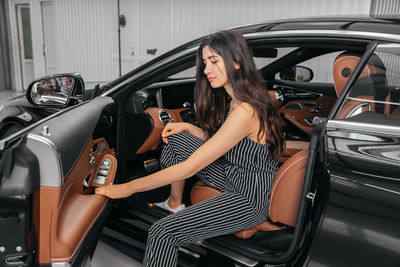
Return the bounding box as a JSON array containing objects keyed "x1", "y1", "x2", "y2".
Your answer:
[
  {"x1": 95, "y1": 184, "x2": 134, "y2": 199},
  {"x1": 162, "y1": 122, "x2": 189, "y2": 143}
]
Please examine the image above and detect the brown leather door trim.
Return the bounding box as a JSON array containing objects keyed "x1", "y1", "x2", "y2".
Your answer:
[
  {"x1": 33, "y1": 187, "x2": 61, "y2": 263},
  {"x1": 137, "y1": 107, "x2": 189, "y2": 154},
  {"x1": 34, "y1": 138, "x2": 116, "y2": 264},
  {"x1": 280, "y1": 96, "x2": 336, "y2": 136},
  {"x1": 50, "y1": 194, "x2": 108, "y2": 262}
]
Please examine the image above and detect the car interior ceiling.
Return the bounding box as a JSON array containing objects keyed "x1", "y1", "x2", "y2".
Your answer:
[{"x1": 98, "y1": 39, "x2": 373, "y2": 261}]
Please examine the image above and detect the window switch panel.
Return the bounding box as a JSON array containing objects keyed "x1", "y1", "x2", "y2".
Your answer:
[{"x1": 91, "y1": 154, "x2": 117, "y2": 187}]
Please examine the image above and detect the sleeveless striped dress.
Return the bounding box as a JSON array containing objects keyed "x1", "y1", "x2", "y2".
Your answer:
[{"x1": 143, "y1": 131, "x2": 278, "y2": 267}]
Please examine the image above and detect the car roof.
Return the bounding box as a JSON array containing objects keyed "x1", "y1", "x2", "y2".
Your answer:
[
  {"x1": 233, "y1": 16, "x2": 400, "y2": 35},
  {"x1": 102, "y1": 16, "x2": 400, "y2": 93}
]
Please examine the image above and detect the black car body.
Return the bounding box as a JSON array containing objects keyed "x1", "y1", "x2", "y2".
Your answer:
[
  {"x1": 0, "y1": 16, "x2": 400, "y2": 267},
  {"x1": 0, "y1": 73, "x2": 88, "y2": 138}
]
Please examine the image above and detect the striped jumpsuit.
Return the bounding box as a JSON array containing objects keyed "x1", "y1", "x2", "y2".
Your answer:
[{"x1": 143, "y1": 131, "x2": 278, "y2": 266}]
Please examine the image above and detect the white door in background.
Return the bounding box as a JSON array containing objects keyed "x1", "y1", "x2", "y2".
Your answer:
[
  {"x1": 41, "y1": 0, "x2": 57, "y2": 75},
  {"x1": 115, "y1": 0, "x2": 140, "y2": 77},
  {"x1": 114, "y1": 0, "x2": 171, "y2": 75},
  {"x1": 16, "y1": 4, "x2": 34, "y2": 89},
  {"x1": 115, "y1": 0, "x2": 172, "y2": 74},
  {"x1": 137, "y1": 0, "x2": 172, "y2": 65}
]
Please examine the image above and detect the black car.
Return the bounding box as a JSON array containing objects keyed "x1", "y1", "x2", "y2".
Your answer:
[
  {"x1": 1, "y1": 16, "x2": 400, "y2": 267},
  {"x1": 0, "y1": 73, "x2": 88, "y2": 138}
]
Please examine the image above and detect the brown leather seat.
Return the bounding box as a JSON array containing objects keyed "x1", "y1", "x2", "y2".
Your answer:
[
  {"x1": 190, "y1": 149, "x2": 309, "y2": 239},
  {"x1": 391, "y1": 107, "x2": 400, "y2": 119},
  {"x1": 333, "y1": 52, "x2": 390, "y2": 119}
]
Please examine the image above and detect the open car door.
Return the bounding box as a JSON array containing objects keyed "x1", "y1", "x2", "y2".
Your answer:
[
  {"x1": 306, "y1": 43, "x2": 400, "y2": 266},
  {"x1": 0, "y1": 96, "x2": 116, "y2": 267}
]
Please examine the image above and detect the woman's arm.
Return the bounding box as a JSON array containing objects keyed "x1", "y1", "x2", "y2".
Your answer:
[
  {"x1": 162, "y1": 122, "x2": 206, "y2": 143},
  {"x1": 96, "y1": 103, "x2": 258, "y2": 199},
  {"x1": 185, "y1": 123, "x2": 206, "y2": 140}
]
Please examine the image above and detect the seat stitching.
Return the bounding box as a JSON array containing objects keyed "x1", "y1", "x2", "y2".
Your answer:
[{"x1": 270, "y1": 154, "x2": 308, "y2": 202}]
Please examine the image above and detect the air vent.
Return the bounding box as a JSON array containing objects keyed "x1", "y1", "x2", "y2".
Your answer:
[{"x1": 158, "y1": 110, "x2": 171, "y2": 124}]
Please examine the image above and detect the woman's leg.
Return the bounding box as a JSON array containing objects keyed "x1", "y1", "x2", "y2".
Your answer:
[
  {"x1": 167, "y1": 180, "x2": 185, "y2": 209},
  {"x1": 159, "y1": 131, "x2": 227, "y2": 209},
  {"x1": 143, "y1": 192, "x2": 265, "y2": 267}
]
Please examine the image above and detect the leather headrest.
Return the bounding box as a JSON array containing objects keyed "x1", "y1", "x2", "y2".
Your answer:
[{"x1": 333, "y1": 52, "x2": 386, "y2": 97}]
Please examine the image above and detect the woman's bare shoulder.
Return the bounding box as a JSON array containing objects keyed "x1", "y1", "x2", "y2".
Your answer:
[
  {"x1": 231, "y1": 102, "x2": 265, "y2": 142},
  {"x1": 234, "y1": 102, "x2": 256, "y2": 118}
]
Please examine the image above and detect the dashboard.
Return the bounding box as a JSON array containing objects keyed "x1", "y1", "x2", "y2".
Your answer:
[
  {"x1": 124, "y1": 79, "x2": 196, "y2": 157},
  {"x1": 131, "y1": 79, "x2": 196, "y2": 113},
  {"x1": 126, "y1": 79, "x2": 336, "y2": 162}
]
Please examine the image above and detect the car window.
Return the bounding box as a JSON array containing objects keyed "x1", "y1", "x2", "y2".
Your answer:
[
  {"x1": 170, "y1": 66, "x2": 197, "y2": 79},
  {"x1": 169, "y1": 47, "x2": 297, "y2": 79},
  {"x1": 274, "y1": 51, "x2": 344, "y2": 83},
  {"x1": 253, "y1": 47, "x2": 297, "y2": 69},
  {"x1": 297, "y1": 51, "x2": 343, "y2": 83},
  {"x1": 335, "y1": 43, "x2": 400, "y2": 122}
]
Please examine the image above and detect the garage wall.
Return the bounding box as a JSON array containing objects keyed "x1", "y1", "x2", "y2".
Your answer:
[
  {"x1": 169, "y1": 0, "x2": 371, "y2": 47},
  {"x1": 56, "y1": 0, "x2": 114, "y2": 84},
  {"x1": 0, "y1": 0, "x2": 13, "y2": 91},
  {"x1": 13, "y1": 0, "x2": 372, "y2": 89},
  {"x1": 137, "y1": 0, "x2": 372, "y2": 70},
  {"x1": 28, "y1": 0, "x2": 115, "y2": 87},
  {"x1": 370, "y1": 0, "x2": 400, "y2": 19},
  {"x1": 100, "y1": 0, "x2": 373, "y2": 87}
]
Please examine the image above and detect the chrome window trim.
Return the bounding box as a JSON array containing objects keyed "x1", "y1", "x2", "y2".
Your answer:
[
  {"x1": 327, "y1": 120, "x2": 400, "y2": 137},
  {"x1": 52, "y1": 263, "x2": 71, "y2": 267},
  {"x1": 346, "y1": 103, "x2": 371, "y2": 118},
  {"x1": 26, "y1": 133, "x2": 64, "y2": 187},
  {"x1": 331, "y1": 174, "x2": 400, "y2": 196},
  {"x1": 245, "y1": 29, "x2": 400, "y2": 42},
  {"x1": 348, "y1": 96, "x2": 400, "y2": 106},
  {"x1": 103, "y1": 29, "x2": 400, "y2": 97},
  {"x1": 143, "y1": 77, "x2": 196, "y2": 89}
]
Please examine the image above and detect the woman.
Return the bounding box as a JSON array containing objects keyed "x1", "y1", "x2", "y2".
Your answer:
[{"x1": 96, "y1": 29, "x2": 283, "y2": 267}]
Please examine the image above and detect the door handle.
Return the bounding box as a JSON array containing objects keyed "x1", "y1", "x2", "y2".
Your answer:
[{"x1": 147, "y1": 48, "x2": 157, "y2": 55}]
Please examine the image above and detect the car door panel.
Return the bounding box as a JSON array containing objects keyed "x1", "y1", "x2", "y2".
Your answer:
[
  {"x1": 33, "y1": 138, "x2": 116, "y2": 263},
  {"x1": 28, "y1": 97, "x2": 114, "y2": 179},
  {"x1": 26, "y1": 97, "x2": 116, "y2": 264},
  {"x1": 280, "y1": 95, "x2": 337, "y2": 136},
  {"x1": 137, "y1": 107, "x2": 189, "y2": 154},
  {"x1": 307, "y1": 114, "x2": 400, "y2": 266},
  {"x1": 54, "y1": 139, "x2": 115, "y2": 261}
]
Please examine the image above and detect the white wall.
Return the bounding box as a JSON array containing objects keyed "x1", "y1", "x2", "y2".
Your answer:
[
  {"x1": 133, "y1": 0, "x2": 371, "y2": 75},
  {"x1": 28, "y1": 0, "x2": 116, "y2": 88},
  {"x1": 122, "y1": 0, "x2": 371, "y2": 88},
  {"x1": 168, "y1": 0, "x2": 371, "y2": 47},
  {"x1": 9, "y1": 0, "x2": 372, "y2": 89}
]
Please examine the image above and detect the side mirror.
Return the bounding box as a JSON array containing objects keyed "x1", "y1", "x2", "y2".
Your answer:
[
  {"x1": 27, "y1": 73, "x2": 85, "y2": 107},
  {"x1": 279, "y1": 66, "x2": 314, "y2": 82}
]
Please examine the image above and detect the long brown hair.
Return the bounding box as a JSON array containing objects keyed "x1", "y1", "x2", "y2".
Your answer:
[{"x1": 195, "y1": 30, "x2": 283, "y2": 160}]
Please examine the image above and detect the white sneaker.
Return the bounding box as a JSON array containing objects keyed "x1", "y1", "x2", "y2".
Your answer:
[{"x1": 154, "y1": 198, "x2": 185, "y2": 213}]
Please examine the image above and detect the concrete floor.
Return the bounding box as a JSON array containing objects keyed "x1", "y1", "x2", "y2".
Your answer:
[{"x1": 92, "y1": 240, "x2": 142, "y2": 267}]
